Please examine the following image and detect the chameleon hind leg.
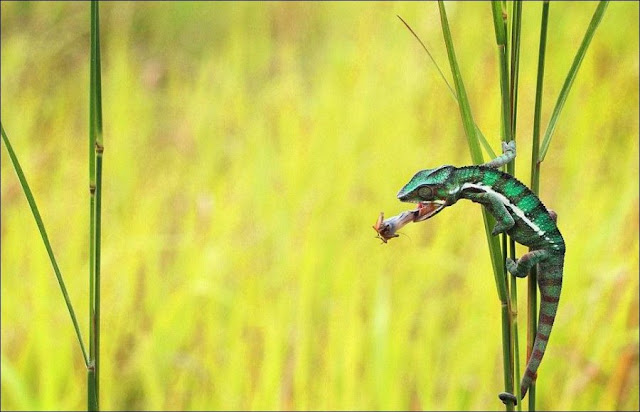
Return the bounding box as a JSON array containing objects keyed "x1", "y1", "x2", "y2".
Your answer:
[
  {"x1": 465, "y1": 191, "x2": 515, "y2": 236},
  {"x1": 483, "y1": 140, "x2": 516, "y2": 169},
  {"x1": 506, "y1": 250, "x2": 551, "y2": 278},
  {"x1": 506, "y1": 211, "x2": 557, "y2": 276}
]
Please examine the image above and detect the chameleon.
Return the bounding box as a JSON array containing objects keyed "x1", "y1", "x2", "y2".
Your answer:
[{"x1": 395, "y1": 141, "x2": 564, "y2": 403}]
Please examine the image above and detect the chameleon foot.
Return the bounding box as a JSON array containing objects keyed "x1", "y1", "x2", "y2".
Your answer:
[
  {"x1": 498, "y1": 392, "x2": 517, "y2": 406},
  {"x1": 482, "y1": 140, "x2": 516, "y2": 169},
  {"x1": 548, "y1": 209, "x2": 558, "y2": 223},
  {"x1": 502, "y1": 140, "x2": 516, "y2": 154},
  {"x1": 506, "y1": 258, "x2": 528, "y2": 278}
]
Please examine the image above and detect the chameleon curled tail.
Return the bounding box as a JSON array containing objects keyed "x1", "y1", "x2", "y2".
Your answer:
[{"x1": 502, "y1": 248, "x2": 564, "y2": 402}]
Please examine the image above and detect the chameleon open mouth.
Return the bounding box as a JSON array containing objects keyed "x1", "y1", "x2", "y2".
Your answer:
[{"x1": 414, "y1": 201, "x2": 446, "y2": 221}]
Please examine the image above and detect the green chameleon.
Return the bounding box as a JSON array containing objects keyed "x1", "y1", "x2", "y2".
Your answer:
[{"x1": 396, "y1": 141, "x2": 564, "y2": 404}]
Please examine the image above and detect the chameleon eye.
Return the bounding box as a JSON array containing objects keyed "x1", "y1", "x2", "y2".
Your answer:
[{"x1": 418, "y1": 186, "x2": 433, "y2": 198}]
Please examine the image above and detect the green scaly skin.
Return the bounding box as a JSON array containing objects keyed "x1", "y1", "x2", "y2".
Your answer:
[{"x1": 397, "y1": 141, "x2": 564, "y2": 403}]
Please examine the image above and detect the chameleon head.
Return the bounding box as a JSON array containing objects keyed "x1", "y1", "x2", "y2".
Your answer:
[{"x1": 396, "y1": 165, "x2": 454, "y2": 220}]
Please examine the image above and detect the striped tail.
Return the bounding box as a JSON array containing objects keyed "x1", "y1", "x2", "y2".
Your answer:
[{"x1": 519, "y1": 255, "x2": 564, "y2": 398}]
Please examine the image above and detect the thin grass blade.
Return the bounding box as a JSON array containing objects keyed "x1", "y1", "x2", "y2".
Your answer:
[
  {"x1": 539, "y1": 0, "x2": 609, "y2": 161},
  {"x1": 397, "y1": 15, "x2": 497, "y2": 160},
  {"x1": 1, "y1": 123, "x2": 89, "y2": 367}
]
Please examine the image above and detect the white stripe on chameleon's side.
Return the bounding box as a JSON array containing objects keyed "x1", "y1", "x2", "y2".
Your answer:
[{"x1": 461, "y1": 182, "x2": 546, "y2": 236}]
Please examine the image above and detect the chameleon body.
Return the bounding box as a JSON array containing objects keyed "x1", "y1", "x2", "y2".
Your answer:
[{"x1": 396, "y1": 141, "x2": 564, "y2": 401}]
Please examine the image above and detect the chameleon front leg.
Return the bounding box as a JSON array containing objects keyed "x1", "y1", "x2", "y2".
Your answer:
[
  {"x1": 483, "y1": 140, "x2": 516, "y2": 169},
  {"x1": 465, "y1": 191, "x2": 515, "y2": 236}
]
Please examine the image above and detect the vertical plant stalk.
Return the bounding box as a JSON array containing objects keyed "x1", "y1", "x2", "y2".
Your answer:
[
  {"x1": 95, "y1": 144, "x2": 104, "y2": 406},
  {"x1": 509, "y1": 2, "x2": 522, "y2": 140},
  {"x1": 437, "y1": 3, "x2": 513, "y2": 409},
  {"x1": 88, "y1": 1, "x2": 104, "y2": 410},
  {"x1": 528, "y1": 2, "x2": 549, "y2": 409},
  {"x1": 492, "y1": 1, "x2": 518, "y2": 409},
  {"x1": 507, "y1": 1, "x2": 523, "y2": 410},
  {"x1": 1, "y1": 124, "x2": 90, "y2": 368},
  {"x1": 88, "y1": 19, "x2": 97, "y2": 412},
  {"x1": 491, "y1": 1, "x2": 511, "y2": 145}
]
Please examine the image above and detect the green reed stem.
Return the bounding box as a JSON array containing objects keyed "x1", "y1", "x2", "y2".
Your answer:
[
  {"x1": 88, "y1": 1, "x2": 104, "y2": 409},
  {"x1": 508, "y1": 1, "x2": 523, "y2": 410},
  {"x1": 88, "y1": 365, "x2": 97, "y2": 411},
  {"x1": 492, "y1": 1, "x2": 518, "y2": 409},
  {"x1": 94, "y1": 150, "x2": 103, "y2": 406},
  {"x1": 528, "y1": 3, "x2": 550, "y2": 409},
  {"x1": 509, "y1": 1, "x2": 522, "y2": 140}
]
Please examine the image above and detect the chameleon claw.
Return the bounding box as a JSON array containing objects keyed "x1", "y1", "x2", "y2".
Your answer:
[
  {"x1": 483, "y1": 140, "x2": 516, "y2": 169},
  {"x1": 498, "y1": 392, "x2": 517, "y2": 406},
  {"x1": 506, "y1": 258, "x2": 529, "y2": 278},
  {"x1": 503, "y1": 140, "x2": 516, "y2": 153}
]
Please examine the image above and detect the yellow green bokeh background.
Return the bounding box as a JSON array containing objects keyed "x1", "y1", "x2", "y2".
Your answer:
[{"x1": 1, "y1": 2, "x2": 638, "y2": 410}]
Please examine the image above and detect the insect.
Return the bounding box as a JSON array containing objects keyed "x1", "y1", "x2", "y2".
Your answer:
[{"x1": 372, "y1": 202, "x2": 441, "y2": 243}]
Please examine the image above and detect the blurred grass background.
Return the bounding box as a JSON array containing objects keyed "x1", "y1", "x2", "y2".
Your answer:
[{"x1": 1, "y1": 2, "x2": 638, "y2": 410}]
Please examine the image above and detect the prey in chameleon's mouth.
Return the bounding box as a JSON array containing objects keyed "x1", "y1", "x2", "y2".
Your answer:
[
  {"x1": 372, "y1": 201, "x2": 447, "y2": 244},
  {"x1": 414, "y1": 201, "x2": 447, "y2": 222}
]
